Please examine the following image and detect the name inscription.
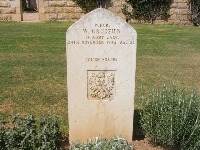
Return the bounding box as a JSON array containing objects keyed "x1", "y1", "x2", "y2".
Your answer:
[{"x1": 67, "y1": 23, "x2": 134, "y2": 45}]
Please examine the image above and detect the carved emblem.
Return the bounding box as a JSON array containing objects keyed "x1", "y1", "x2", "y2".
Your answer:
[{"x1": 88, "y1": 71, "x2": 115, "y2": 100}]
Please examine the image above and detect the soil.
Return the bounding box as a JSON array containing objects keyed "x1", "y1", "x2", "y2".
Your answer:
[
  {"x1": 133, "y1": 138, "x2": 175, "y2": 150},
  {"x1": 0, "y1": 101, "x2": 13, "y2": 114}
]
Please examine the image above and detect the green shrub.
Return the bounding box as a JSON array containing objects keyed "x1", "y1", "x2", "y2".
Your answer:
[
  {"x1": 0, "y1": 115, "x2": 37, "y2": 149},
  {"x1": 70, "y1": 136, "x2": 133, "y2": 150},
  {"x1": 0, "y1": 120, "x2": 6, "y2": 149},
  {"x1": 122, "y1": 0, "x2": 172, "y2": 23},
  {"x1": 38, "y1": 115, "x2": 61, "y2": 150},
  {"x1": 189, "y1": 0, "x2": 200, "y2": 26},
  {"x1": 72, "y1": 0, "x2": 96, "y2": 12},
  {"x1": 0, "y1": 115, "x2": 61, "y2": 150},
  {"x1": 72, "y1": 0, "x2": 110, "y2": 12},
  {"x1": 140, "y1": 83, "x2": 200, "y2": 149}
]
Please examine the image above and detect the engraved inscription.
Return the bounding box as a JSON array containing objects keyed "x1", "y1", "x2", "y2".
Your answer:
[
  {"x1": 67, "y1": 23, "x2": 135, "y2": 45},
  {"x1": 86, "y1": 58, "x2": 117, "y2": 62},
  {"x1": 95, "y1": 23, "x2": 110, "y2": 27},
  {"x1": 87, "y1": 70, "x2": 116, "y2": 100}
]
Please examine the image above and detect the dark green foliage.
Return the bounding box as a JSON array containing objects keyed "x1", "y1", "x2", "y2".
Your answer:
[
  {"x1": 122, "y1": 0, "x2": 172, "y2": 23},
  {"x1": 0, "y1": 115, "x2": 37, "y2": 149},
  {"x1": 0, "y1": 115, "x2": 61, "y2": 150},
  {"x1": 190, "y1": 0, "x2": 200, "y2": 26},
  {"x1": 72, "y1": 0, "x2": 96, "y2": 12},
  {"x1": 140, "y1": 84, "x2": 200, "y2": 149},
  {"x1": 70, "y1": 136, "x2": 133, "y2": 150},
  {"x1": 0, "y1": 120, "x2": 7, "y2": 149},
  {"x1": 72, "y1": 0, "x2": 108, "y2": 12}
]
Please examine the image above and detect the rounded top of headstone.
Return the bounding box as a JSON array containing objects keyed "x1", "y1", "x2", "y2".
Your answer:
[{"x1": 67, "y1": 8, "x2": 137, "y2": 36}]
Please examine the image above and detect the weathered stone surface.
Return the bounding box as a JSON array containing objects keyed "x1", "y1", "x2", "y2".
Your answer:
[
  {"x1": 38, "y1": 7, "x2": 44, "y2": 13},
  {"x1": 12, "y1": 14, "x2": 22, "y2": 21},
  {"x1": 177, "y1": 3, "x2": 188, "y2": 9},
  {"x1": 0, "y1": 1, "x2": 10, "y2": 7},
  {"x1": 67, "y1": 8, "x2": 137, "y2": 144},
  {"x1": 63, "y1": 7, "x2": 74, "y2": 13},
  {"x1": 44, "y1": 7, "x2": 63, "y2": 13},
  {"x1": 67, "y1": 0, "x2": 77, "y2": 7},
  {"x1": 73, "y1": 7, "x2": 83, "y2": 13},
  {"x1": 49, "y1": 13, "x2": 57, "y2": 20},
  {"x1": 174, "y1": 20, "x2": 181, "y2": 25},
  {"x1": 115, "y1": 7, "x2": 124, "y2": 13},
  {"x1": 58, "y1": 13, "x2": 69, "y2": 20},
  {"x1": 15, "y1": 7, "x2": 21, "y2": 14},
  {"x1": 2, "y1": 7, "x2": 16, "y2": 14},
  {"x1": 170, "y1": 14, "x2": 177, "y2": 20},
  {"x1": 181, "y1": 14, "x2": 189, "y2": 21},
  {"x1": 44, "y1": 7, "x2": 49, "y2": 13},
  {"x1": 167, "y1": 20, "x2": 175, "y2": 25},
  {"x1": 112, "y1": 0, "x2": 122, "y2": 6},
  {"x1": 119, "y1": 12, "x2": 127, "y2": 19},
  {"x1": 54, "y1": 7, "x2": 63, "y2": 13},
  {"x1": 39, "y1": 0, "x2": 48, "y2": 7},
  {"x1": 22, "y1": 12, "x2": 39, "y2": 21},
  {"x1": 171, "y1": 3, "x2": 178, "y2": 8},
  {"x1": 39, "y1": 13, "x2": 49, "y2": 21},
  {"x1": 154, "y1": 20, "x2": 165, "y2": 24},
  {"x1": 69, "y1": 12, "x2": 84, "y2": 19},
  {"x1": 181, "y1": 20, "x2": 192, "y2": 25},
  {"x1": 181, "y1": 9, "x2": 189, "y2": 15},
  {"x1": 49, "y1": 1, "x2": 67, "y2": 7},
  {"x1": 0, "y1": 14, "x2": 11, "y2": 20}
]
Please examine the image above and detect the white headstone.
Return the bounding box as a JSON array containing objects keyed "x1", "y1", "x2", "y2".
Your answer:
[{"x1": 67, "y1": 8, "x2": 137, "y2": 144}]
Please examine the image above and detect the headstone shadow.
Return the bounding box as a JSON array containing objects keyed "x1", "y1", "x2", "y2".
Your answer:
[{"x1": 133, "y1": 109, "x2": 145, "y2": 141}]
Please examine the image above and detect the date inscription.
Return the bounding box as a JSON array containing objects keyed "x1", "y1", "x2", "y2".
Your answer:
[{"x1": 67, "y1": 23, "x2": 134, "y2": 45}]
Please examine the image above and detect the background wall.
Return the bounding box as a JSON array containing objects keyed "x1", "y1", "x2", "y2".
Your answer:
[
  {"x1": 0, "y1": 0, "x2": 21, "y2": 21},
  {"x1": 0, "y1": 0, "x2": 192, "y2": 25}
]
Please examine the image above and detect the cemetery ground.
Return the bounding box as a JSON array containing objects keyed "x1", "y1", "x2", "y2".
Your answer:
[{"x1": 0, "y1": 22, "x2": 200, "y2": 149}]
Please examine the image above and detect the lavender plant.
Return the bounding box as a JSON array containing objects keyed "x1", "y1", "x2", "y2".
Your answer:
[
  {"x1": 140, "y1": 83, "x2": 200, "y2": 149},
  {"x1": 70, "y1": 136, "x2": 133, "y2": 150},
  {"x1": 0, "y1": 115, "x2": 61, "y2": 149},
  {"x1": 38, "y1": 115, "x2": 61, "y2": 150}
]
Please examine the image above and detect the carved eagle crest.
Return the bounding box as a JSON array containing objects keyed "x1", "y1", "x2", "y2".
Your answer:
[{"x1": 88, "y1": 71, "x2": 115, "y2": 100}]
